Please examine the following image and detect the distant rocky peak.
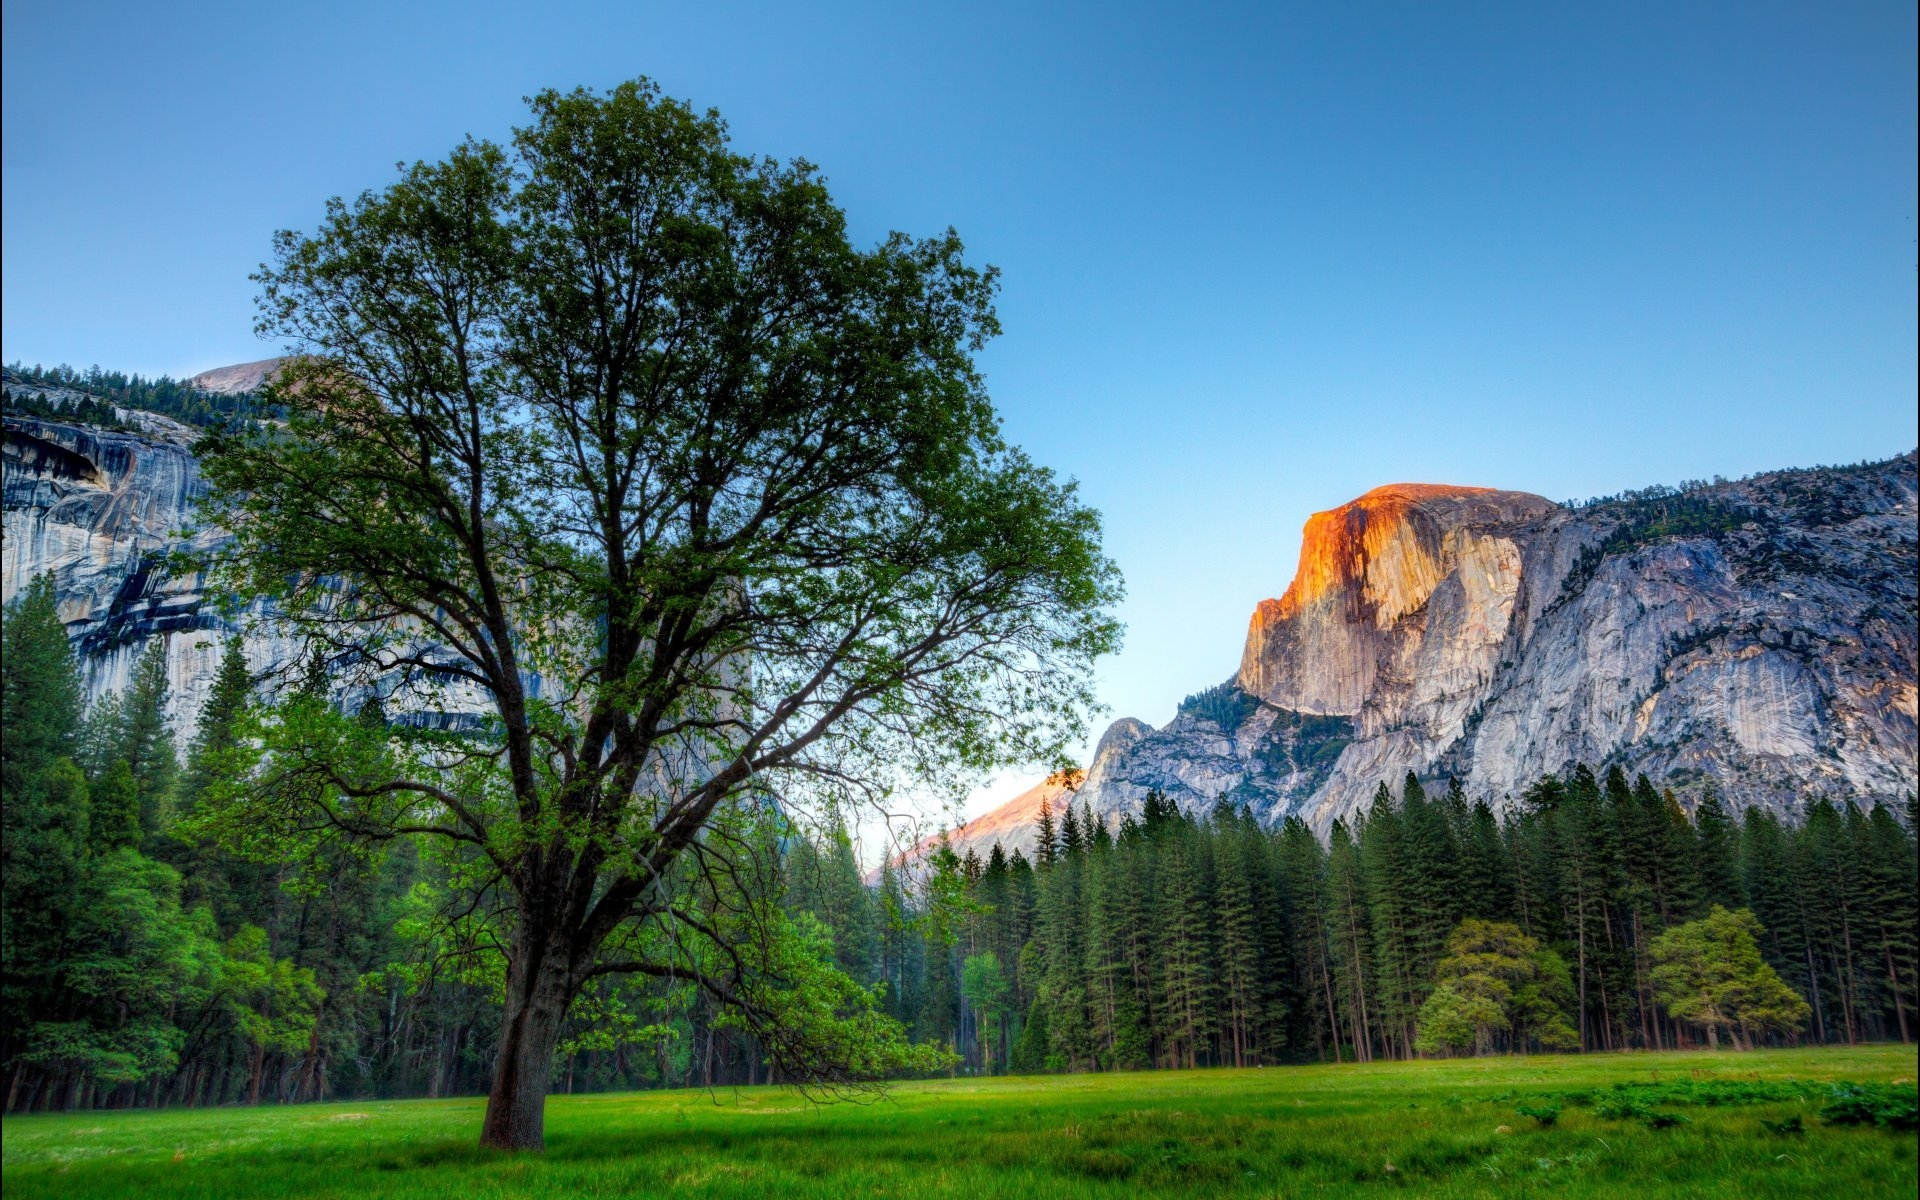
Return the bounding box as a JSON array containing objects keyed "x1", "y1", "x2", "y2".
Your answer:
[
  {"x1": 1239, "y1": 482, "x2": 1554, "y2": 714},
  {"x1": 186, "y1": 357, "x2": 288, "y2": 396}
]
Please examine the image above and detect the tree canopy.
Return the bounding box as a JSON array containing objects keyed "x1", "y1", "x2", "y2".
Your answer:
[
  {"x1": 1650, "y1": 906, "x2": 1811, "y2": 1050},
  {"x1": 190, "y1": 78, "x2": 1120, "y2": 1149}
]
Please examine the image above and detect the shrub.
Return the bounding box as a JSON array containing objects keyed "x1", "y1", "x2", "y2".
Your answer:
[
  {"x1": 1821, "y1": 1084, "x2": 1919, "y2": 1131},
  {"x1": 1516, "y1": 1102, "x2": 1560, "y2": 1128}
]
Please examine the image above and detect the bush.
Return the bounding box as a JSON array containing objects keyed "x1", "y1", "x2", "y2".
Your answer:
[
  {"x1": 1821, "y1": 1084, "x2": 1919, "y2": 1131},
  {"x1": 1515, "y1": 1102, "x2": 1560, "y2": 1128},
  {"x1": 1594, "y1": 1095, "x2": 1649, "y2": 1122}
]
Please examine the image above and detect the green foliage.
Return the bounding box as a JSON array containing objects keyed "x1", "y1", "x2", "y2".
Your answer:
[
  {"x1": 218, "y1": 926, "x2": 325, "y2": 1065},
  {"x1": 1176, "y1": 682, "x2": 1255, "y2": 730},
  {"x1": 1413, "y1": 919, "x2": 1578, "y2": 1056},
  {"x1": 89, "y1": 760, "x2": 141, "y2": 850},
  {"x1": 1010, "y1": 995, "x2": 1051, "y2": 1074},
  {"x1": 181, "y1": 75, "x2": 1119, "y2": 1147},
  {"x1": 1650, "y1": 906, "x2": 1811, "y2": 1049},
  {"x1": 1551, "y1": 487, "x2": 1757, "y2": 608},
  {"x1": 1821, "y1": 1083, "x2": 1919, "y2": 1131},
  {"x1": 1, "y1": 576, "x2": 85, "y2": 786},
  {"x1": 2, "y1": 385, "x2": 130, "y2": 428},
  {"x1": 960, "y1": 953, "x2": 1011, "y2": 1073},
  {"x1": 1516, "y1": 1100, "x2": 1561, "y2": 1126},
  {"x1": 718, "y1": 908, "x2": 957, "y2": 1087}
]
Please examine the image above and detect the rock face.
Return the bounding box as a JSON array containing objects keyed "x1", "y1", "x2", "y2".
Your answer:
[
  {"x1": 3, "y1": 408, "x2": 265, "y2": 739},
  {"x1": 1060, "y1": 453, "x2": 1918, "y2": 840},
  {"x1": 1240, "y1": 484, "x2": 1556, "y2": 715},
  {"x1": 4, "y1": 398, "x2": 502, "y2": 742},
  {"x1": 186, "y1": 358, "x2": 287, "y2": 396}
]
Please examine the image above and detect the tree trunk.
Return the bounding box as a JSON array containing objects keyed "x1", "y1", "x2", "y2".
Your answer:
[{"x1": 478, "y1": 949, "x2": 571, "y2": 1151}]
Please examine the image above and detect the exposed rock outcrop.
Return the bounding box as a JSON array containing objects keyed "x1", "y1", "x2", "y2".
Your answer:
[
  {"x1": 3, "y1": 409, "x2": 263, "y2": 738},
  {"x1": 7, "y1": 379, "x2": 1914, "y2": 855},
  {"x1": 920, "y1": 454, "x2": 1918, "y2": 864},
  {"x1": 186, "y1": 358, "x2": 287, "y2": 396},
  {"x1": 1239, "y1": 484, "x2": 1555, "y2": 715}
]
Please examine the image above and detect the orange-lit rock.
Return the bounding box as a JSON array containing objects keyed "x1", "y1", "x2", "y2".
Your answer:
[
  {"x1": 1238, "y1": 484, "x2": 1555, "y2": 715},
  {"x1": 1052, "y1": 456, "x2": 1914, "y2": 839}
]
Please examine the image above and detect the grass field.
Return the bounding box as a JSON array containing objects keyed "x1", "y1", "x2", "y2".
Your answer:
[{"x1": 3, "y1": 1047, "x2": 1914, "y2": 1199}]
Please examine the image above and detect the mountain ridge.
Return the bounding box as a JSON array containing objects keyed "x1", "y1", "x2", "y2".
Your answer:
[
  {"x1": 4, "y1": 363, "x2": 1915, "y2": 862},
  {"x1": 924, "y1": 452, "x2": 1917, "y2": 865}
]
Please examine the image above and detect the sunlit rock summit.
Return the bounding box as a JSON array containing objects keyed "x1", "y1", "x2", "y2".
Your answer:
[
  {"x1": 1238, "y1": 484, "x2": 1554, "y2": 715},
  {"x1": 929, "y1": 455, "x2": 1916, "y2": 862}
]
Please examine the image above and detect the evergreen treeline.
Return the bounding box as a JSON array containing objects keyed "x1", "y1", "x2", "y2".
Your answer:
[
  {"x1": 3, "y1": 362, "x2": 268, "y2": 430},
  {"x1": 2, "y1": 385, "x2": 130, "y2": 430},
  {"x1": 4, "y1": 574, "x2": 1914, "y2": 1111},
  {"x1": 851, "y1": 772, "x2": 1914, "y2": 1074}
]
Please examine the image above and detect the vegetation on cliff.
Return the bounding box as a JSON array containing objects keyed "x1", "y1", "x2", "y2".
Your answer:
[{"x1": 3, "y1": 363, "x2": 269, "y2": 431}]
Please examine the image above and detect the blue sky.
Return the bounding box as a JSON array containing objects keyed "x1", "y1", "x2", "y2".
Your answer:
[{"x1": 5, "y1": 1, "x2": 1915, "y2": 820}]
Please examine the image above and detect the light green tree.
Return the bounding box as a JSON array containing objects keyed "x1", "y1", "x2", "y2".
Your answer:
[
  {"x1": 1650, "y1": 906, "x2": 1810, "y2": 1050},
  {"x1": 962, "y1": 952, "x2": 1012, "y2": 1074},
  {"x1": 218, "y1": 925, "x2": 324, "y2": 1104},
  {"x1": 1414, "y1": 919, "x2": 1578, "y2": 1056}
]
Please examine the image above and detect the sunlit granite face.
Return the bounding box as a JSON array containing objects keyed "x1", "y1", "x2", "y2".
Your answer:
[{"x1": 1239, "y1": 484, "x2": 1556, "y2": 716}]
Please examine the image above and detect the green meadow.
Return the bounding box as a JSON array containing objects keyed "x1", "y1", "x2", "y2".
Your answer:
[{"x1": 3, "y1": 1047, "x2": 1914, "y2": 1199}]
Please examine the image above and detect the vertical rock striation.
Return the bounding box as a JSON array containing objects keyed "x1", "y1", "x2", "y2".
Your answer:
[{"x1": 3, "y1": 410, "x2": 256, "y2": 738}]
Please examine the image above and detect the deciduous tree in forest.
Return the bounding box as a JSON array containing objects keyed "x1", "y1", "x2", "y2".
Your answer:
[
  {"x1": 961, "y1": 952, "x2": 1011, "y2": 1073},
  {"x1": 191, "y1": 79, "x2": 1120, "y2": 1148},
  {"x1": 1412, "y1": 919, "x2": 1576, "y2": 1056},
  {"x1": 1650, "y1": 906, "x2": 1811, "y2": 1050}
]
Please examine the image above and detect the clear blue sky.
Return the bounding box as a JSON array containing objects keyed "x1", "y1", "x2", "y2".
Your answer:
[{"x1": 5, "y1": 1, "x2": 1915, "y2": 817}]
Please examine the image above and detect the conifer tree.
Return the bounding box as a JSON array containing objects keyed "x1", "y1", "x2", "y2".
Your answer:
[
  {"x1": 1360, "y1": 787, "x2": 1419, "y2": 1055},
  {"x1": 1324, "y1": 821, "x2": 1375, "y2": 1061},
  {"x1": 1035, "y1": 799, "x2": 1058, "y2": 868},
  {"x1": 91, "y1": 760, "x2": 143, "y2": 851},
  {"x1": 1212, "y1": 810, "x2": 1268, "y2": 1065},
  {"x1": 1397, "y1": 773, "x2": 1462, "y2": 1003},
  {"x1": 179, "y1": 638, "x2": 251, "y2": 812},
  {"x1": 1153, "y1": 838, "x2": 1213, "y2": 1069},
  {"x1": 1, "y1": 575, "x2": 84, "y2": 790},
  {"x1": 1, "y1": 578, "x2": 92, "y2": 1081},
  {"x1": 117, "y1": 640, "x2": 178, "y2": 841},
  {"x1": 1693, "y1": 784, "x2": 1743, "y2": 911},
  {"x1": 1276, "y1": 817, "x2": 1339, "y2": 1060},
  {"x1": 1857, "y1": 803, "x2": 1917, "y2": 1042}
]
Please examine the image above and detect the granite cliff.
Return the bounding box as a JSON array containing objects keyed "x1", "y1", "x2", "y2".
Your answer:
[
  {"x1": 929, "y1": 453, "x2": 1916, "y2": 861},
  {"x1": 3, "y1": 367, "x2": 451, "y2": 739},
  {"x1": 5, "y1": 374, "x2": 1915, "y2": 850},
  {"x1": 3, "y1": 395, "x2": 249, "y2": 738}
]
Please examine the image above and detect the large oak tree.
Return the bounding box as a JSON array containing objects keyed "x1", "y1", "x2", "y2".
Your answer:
[{"x1": 195, "y1": 80, "x2": 1120, "y2": 1149}]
